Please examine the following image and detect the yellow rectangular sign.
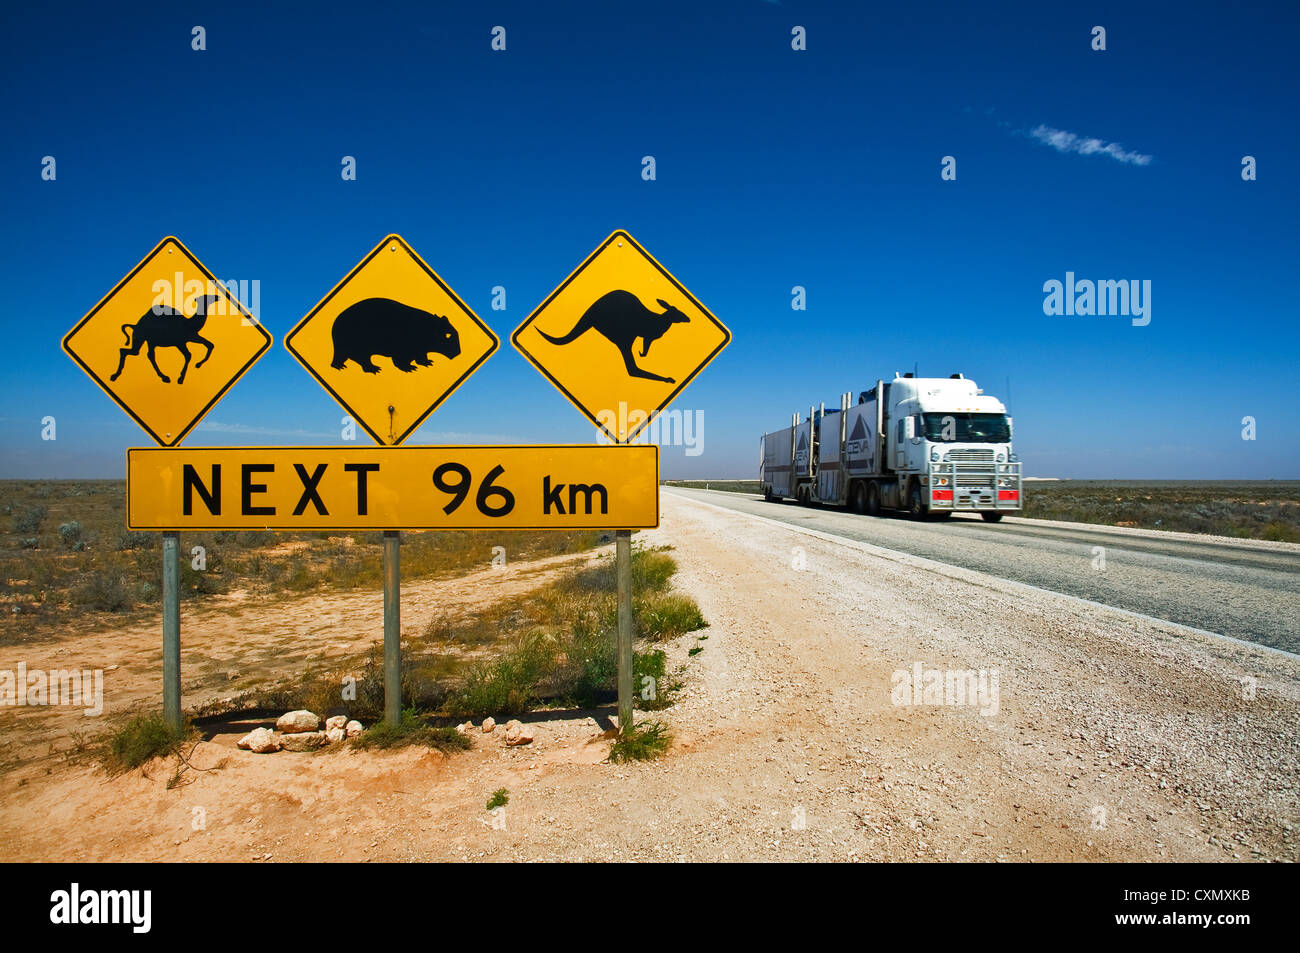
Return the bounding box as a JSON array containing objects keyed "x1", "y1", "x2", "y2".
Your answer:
[{"x1": 127, "y1": 445, "x2": 659, "y2": 530}]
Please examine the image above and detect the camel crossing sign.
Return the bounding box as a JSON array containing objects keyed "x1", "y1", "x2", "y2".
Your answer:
[
  {"x1": 285, "y1": 234, "x2": 499, "y2": 446},
  {"x1": 512, "y1": 230, "x2": 731, "y2": 443},
  {"x1": 61, "y1": 237, "x2": 272, "y2": 446}
]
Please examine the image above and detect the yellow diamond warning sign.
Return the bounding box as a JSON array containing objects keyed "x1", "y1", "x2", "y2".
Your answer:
[
  {"x1": 61, "y1": 237, "x2": 272, "y2": 446},
  {"x1": 512, "y1": 230, "x2": 730, "y2": 443},
  {"x1": 285, "y1": 235, "x2": 498, "y2": 445}
]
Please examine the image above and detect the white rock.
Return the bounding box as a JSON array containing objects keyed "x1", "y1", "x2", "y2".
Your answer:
[
  {"x1": 325, "y1": 715, "x2": 348, "y2": 731},
  {"x1": 505, "y1": 719, "x2": 533, "y2": 746},
  {"x1": 326, "y1": 726, "x2": 346, "y2": 744},
  {"x1": 237, "y1": 727, "x2": 280, "y2": 753},
  {"x1": 280, "y1": 730, "x2": 327, "y2": 751},
  {"x1": 456, "y1": 721, "x2": 474, "y2": 735},
  {"x1": 276, "y1": 710, "x2": 321, "y2": 733},
  {"x1": 346, "y1": 720, "x2": 363, "y2": 738},
  {"x1": 481, "y1": 717, "x2": 496, "y2": 733}
]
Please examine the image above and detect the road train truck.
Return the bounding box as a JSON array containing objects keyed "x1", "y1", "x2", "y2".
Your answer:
[{"x1": 759, "y1": 373, "x2": 1022, "y2": 521}]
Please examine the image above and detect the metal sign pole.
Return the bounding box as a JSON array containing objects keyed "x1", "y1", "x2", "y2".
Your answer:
[
  {"x1": 383, "y1": 530, "x2": 402, "y2": 726},
  {"x1": 161, "y1": 531, "x2": 181, "y2": 731},
  {"x1": 616, "y1": 528, "x2": 633, "y2": 735}
]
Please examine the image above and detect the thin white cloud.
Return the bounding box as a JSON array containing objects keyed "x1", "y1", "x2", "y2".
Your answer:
[{"x1": 1029, "y1": 124, "x2": 1152, "y2": 166}]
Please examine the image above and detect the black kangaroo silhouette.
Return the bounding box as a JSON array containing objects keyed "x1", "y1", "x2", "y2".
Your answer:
[
  {"x1": 330, "y1": 297, "x2": 461, "y2": 374},
  {"x1": 111, "y1": 294, "x2": 220, "y2": 385},
  {"x1": 538, "y1": 290, "x2": 690, "y2": 383}
]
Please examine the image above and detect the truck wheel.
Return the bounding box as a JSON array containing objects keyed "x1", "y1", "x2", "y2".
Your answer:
[
  {"x1": 981, "y1": 512, "x2": 1003, "y2": 523},
  {"x1": 908, "y1": 483, "x2": 927, "y2": 520},
  {"x1": 850, "y1": 483, "x2": 866, "y2": 514},
  {"x1": 865, "y1": 482, "x2": 881, "y2": 517}
]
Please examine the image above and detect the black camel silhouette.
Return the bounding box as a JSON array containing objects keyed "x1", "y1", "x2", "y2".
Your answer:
[{"x1": 110, "y1": 294, "x2": 220, "y2": 385}]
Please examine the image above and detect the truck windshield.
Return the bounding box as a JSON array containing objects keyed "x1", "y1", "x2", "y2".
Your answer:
[{"x1": 921, "y1": 413, "x2": 1010, "y2": 442}]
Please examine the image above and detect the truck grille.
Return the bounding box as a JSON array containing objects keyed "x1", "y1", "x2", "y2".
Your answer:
[
  {"x1": 947, "y1": 450, "x2": 995, "y2": 464},
  {"x1": 948, "y1": 450, "x2": 995, "y2": 486}
]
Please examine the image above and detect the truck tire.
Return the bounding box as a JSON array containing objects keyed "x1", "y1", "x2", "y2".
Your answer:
[
  {"x1": 981, "y1": 512, "x2": 1003, "y2": 523},
  {"x1": 865, "y1": 481, "x2": 881, "y2": 517},
  {"x1": 850, "y1": 483, "x2": 866, "y2": 514},
  {"x1": 908, "y1": 483, "x2": 927, "y2": 520}
]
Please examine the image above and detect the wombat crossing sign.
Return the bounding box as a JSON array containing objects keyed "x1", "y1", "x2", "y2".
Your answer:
[{"x1": 285, "y1": 234, "x2": 499, "y2": 445}]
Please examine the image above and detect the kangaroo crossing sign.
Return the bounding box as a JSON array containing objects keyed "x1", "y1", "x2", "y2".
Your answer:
[
  {"x1": 126, "y1": 445, "x2": 659, "y2": 530},
  {"x1": 512, "y1": 230, "x2": 731, "y2": 443},
  {"x1": 285, "y1": 234, "x2": 499, "y2": 446},
  {"x1": 61, "y1": 237, "x2": 272, "y2": 446}
]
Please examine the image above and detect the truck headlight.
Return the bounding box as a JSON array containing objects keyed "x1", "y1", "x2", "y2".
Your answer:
[
  {"x1": 930, "y1": 448, "x2": 940, "y2": 462},
  {"x1": 996, "y1": 450, "x2": 1006, "y2": 462}
]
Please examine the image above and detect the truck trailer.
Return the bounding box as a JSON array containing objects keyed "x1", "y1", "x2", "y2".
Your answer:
[{"x1": 759, "y1": 373, "x2": 1022, "y2": 521}]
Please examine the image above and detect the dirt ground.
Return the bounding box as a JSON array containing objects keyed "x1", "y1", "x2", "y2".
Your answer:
[{"x1": 1, "y1": 492, "x2": 1296, "y2": 862}]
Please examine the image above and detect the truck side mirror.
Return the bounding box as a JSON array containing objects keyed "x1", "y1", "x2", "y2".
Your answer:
[
  {"x1": 904, "y1": 416, "x2": 916, "y2": 440},
  {"x1": 1006, "y1": 417, "x2": 1014, "y2": 439}
]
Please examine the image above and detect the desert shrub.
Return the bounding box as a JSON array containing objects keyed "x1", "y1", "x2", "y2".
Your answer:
[
  {"x1": 446, "y1": 633, "x2": 557, "y2": 718},
  {"x1": 72, "y1": 569, "x2": 133, "y2": 612},
  {"x1": 58, "y1": 521, "x2": 82, "y2": 548},
  {"x1": 638, "y1": 592, "x2": 707, "y2": 641},
  {"x1": 632, "y1": 649, "x2": 682, "y2": 711},
  {"x1": 350, "y1": 707, "x2": 470, "y2": 752},
  {"x1": 12, "y1": 504, "x2": 47, "y2": 535},
  {"x1": 608, "y1": 720, "x2": 671, "y2": 762},
  {"x1": 103, "y1": 713, "x2": 184, "y2": 772}
]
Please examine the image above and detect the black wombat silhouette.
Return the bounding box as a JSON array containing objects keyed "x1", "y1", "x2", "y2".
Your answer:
[
  {"x1": 538, "y1": 290, "x2": 690, "y2": 383},
  {"x1": 110, "y1": 294, "x2": 220, "y2": 385},
  {"x1": 330, "y1": 297, "x2": 460, "y2": 374}
]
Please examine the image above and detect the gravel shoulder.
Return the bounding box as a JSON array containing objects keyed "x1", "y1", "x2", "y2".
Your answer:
[{"x1": 1, "y1": 490, "x2": 1295, "y2": 862}]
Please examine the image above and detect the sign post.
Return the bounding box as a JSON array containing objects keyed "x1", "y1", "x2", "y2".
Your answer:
[
  {"x1": 62, "y1": 237, "x2": 271, "y2": 730},
  {"x1": 383, "y1": 531, "x2": 401, "y2": 727},
  {"x1": 512, "y1": 230, "x2": 730, "y2": 734},
  {"x1": 616, "y1": 529, "x2": 633, "y2": 734},
  {"x1": 161, "y1": 531, "x2": 181, "y2": 731}
]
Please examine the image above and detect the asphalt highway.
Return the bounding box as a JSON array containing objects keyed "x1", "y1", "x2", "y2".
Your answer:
[{"x1": 664, "y1": 487, "x2": 1300, "y2": 654}]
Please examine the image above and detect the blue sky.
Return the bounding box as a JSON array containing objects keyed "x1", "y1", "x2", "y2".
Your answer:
[{"x1": 2, "y1": 0, "x2": 1297, "y2": 479}]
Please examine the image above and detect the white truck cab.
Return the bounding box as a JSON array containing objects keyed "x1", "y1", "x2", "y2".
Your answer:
[{"x1": 886, "y1": 375, "x2": 1021, "y2": 520}]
